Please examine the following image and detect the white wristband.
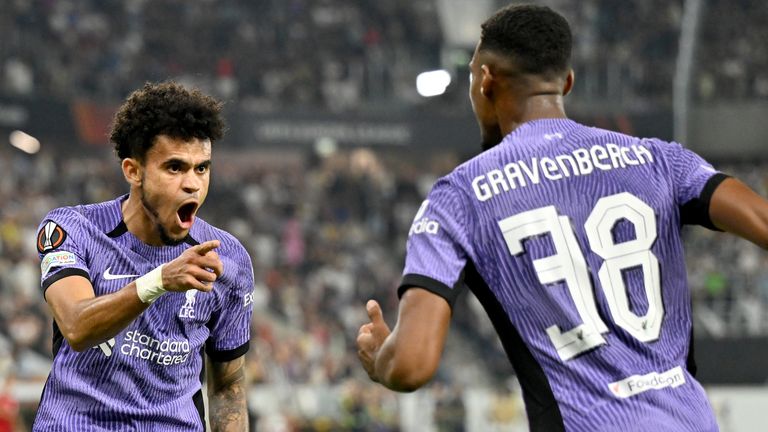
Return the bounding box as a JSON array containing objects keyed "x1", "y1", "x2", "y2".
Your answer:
[{"x1": 136, "y1": 265, "x2": 166, "y2": 304}]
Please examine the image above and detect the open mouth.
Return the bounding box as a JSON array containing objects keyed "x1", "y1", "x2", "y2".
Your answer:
[{"x1": 177, "y1": 202, "x2": 198, "y2": 228}]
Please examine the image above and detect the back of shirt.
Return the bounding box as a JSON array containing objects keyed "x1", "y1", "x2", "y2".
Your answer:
[{"x1": 400, "y1": 119, "x2": 721, "y2": 432}]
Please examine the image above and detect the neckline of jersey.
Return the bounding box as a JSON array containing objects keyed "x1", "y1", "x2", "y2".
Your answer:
[{"x1": 501, "y1": 117, "x2": 581, "y2": 145}]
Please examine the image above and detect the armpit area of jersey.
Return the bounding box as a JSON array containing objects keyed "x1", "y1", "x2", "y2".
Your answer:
[
  {"x1": 398, "y1": 273, "x2": 463, "y2": 308},
  {"x1": 680, "y1": 173, "x2": 730, "y2": 230}
]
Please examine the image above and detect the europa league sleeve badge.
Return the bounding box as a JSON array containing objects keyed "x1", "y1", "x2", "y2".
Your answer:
[{"x1": 37, "y1": 221, "x2": 68, "y2": 254}]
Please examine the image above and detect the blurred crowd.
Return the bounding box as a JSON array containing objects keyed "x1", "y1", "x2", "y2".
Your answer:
[
  {"x1": 695, "y1": 0, "x2": 768, "y2": 101},
  {"x1": 0, "y1": 0, "x2": 441, "y2": 111},
  {"x1": 559, "y1": 0, "x2": 683, "y2": 109},
  {"x1": 1, "y1": 143, "x2": 767, "y2": 429},
  {"x1": 2, "y1": 0, "x2": 765, "y2": 113}
]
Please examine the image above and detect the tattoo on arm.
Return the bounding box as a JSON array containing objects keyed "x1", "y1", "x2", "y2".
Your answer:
[{"x1": 209, "y1": 356, "x2": 247, "y2": 432}]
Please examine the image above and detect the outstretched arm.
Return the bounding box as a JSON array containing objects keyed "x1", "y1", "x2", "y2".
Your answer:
[
  {"x1": 45, "y1": 240, "x2": 222, "y2": 351},
  {"x1": 208, "y1": 356, "x2": 248, "y2": 431},
  {"x1": 357, "y1": 288, "x2": 452, "y2": 392},
  {"x1": 709, "y1": 177, "x2": 768, "y2": 248}
]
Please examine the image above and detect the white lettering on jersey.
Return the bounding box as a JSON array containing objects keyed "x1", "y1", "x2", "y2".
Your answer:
[
  {"x1": 409, "y1": 200, "x2": 440, "y2": 236},
  {"x1": 472, "y1": 143, "x2": 658, "y2": 202},
  {"x1": 120, "y1": 330, "x2": 191, "y2": 366},
  {"x1": 243, "y1": 290, "x2": 255, "y2": 308}
]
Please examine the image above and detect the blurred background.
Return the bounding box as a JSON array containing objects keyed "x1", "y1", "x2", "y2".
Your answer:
[{"x1": 1, "y1": 0, "x2": 767, "y2": 430}]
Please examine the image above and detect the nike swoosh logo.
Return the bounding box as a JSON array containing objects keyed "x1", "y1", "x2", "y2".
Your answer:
[{"x1": 103, "y1": 267, "x2": 138, "y2": 280}]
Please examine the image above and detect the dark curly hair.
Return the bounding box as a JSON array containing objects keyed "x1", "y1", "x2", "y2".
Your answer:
[
  {"x1": 480, "y1": 4, "x2": 572, "y2": 76},
  {"x1": 110, "y1": 82, "x2": 225, "y2": 161}
]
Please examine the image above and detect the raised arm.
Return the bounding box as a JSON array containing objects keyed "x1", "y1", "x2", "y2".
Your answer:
[
  {"x1": 709, "y1": 177, "x2": 768, "y2": 248},
  {"x1": 45, "y1": 240, "x2": 223, "y2": 351},
  {"x1": 208, "y1": 356, "x2": 248, "y2": 431},
  {"x1": 356, "y1": 288, "x2": 452, "y2": 392}
]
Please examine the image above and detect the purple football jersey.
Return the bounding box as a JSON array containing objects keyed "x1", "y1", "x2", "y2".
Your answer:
[
  {"x1": 400, "y1": 119, "x2": 722, "y2": 432},
  {"x1": 33, "y1": 195, "x2": 255, "y2": 431}
]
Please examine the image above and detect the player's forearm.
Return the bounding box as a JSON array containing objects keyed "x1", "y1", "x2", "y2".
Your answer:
[
  {"x1": 209, "y1": 382, "x2": 247, "y2": 431},
  {"x1": 209, "y1": 360, "x2": 248, "y2": 431},
  {"x1": 373, "y1": 331, "x2": 436, "y2": 392},
  {"x1": 58, "y1": 282, "x2": 148, "y2": 351},
  {"x1": 709, "y1": 178, "x2": 768, "y2": 249}
]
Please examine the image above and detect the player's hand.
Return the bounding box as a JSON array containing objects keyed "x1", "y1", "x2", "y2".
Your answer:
[
  {"x1": 356, "y1": 299, "x2": 391, "y2": 382},
  {"x1": 161, "y1": 240, "x2": 224, "y2": 293}
]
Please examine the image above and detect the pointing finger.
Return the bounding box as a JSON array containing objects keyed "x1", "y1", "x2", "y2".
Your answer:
[{"x1": 195, "y1": 240, "x2": 220, "y2": 255}]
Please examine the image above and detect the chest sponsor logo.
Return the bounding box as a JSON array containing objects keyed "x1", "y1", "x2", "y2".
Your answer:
[
  {"x1": 41, "y1": 251, "x2": 77, "y2": 278},
  {"x1": 102, "y1": 267, "x2": 138, "y2": 280},
  {"x1": 608, "y1": 366, "x2": 686, "y2": 398},
  {"x1": 37, "y1": 221, "x2": 67, "y2": 253},
  {"x1": 93, "y1": 332, "x2": 191, "y2": 366},
  {"x1": 409, "y1": 200, "x2": 440, "y2": 236},
  {"x1": 179, "y1": 290, "x2": 197, "y2": 319}
]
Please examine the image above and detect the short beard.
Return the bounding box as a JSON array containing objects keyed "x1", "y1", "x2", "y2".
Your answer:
[{"x1": 140, "y1": 187, "x2": 185, "y2": 246}]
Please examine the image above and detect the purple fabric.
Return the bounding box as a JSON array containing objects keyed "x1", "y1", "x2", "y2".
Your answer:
[
  {"x1": 34, "y1": 195, "x2": 254, "y2": 431},
  {"x1": 402, "y1": 119, "x2": 720, "y2": 431}
]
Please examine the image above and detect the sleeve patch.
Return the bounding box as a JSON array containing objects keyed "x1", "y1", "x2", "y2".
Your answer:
[
  {"x1": 243, "y1": 290, "x2": 255, "y2": 308},
  {"x1": 37, "y1": 221, "x2": 68, "y2": 253},
  {"x1": 41, "y1": 251, "x2": 77, "y2": 278}
]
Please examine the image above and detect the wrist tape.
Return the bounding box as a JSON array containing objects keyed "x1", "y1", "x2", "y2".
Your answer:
[{"x1": 136, "y1": 264, "x2": 166, "y2": 304}]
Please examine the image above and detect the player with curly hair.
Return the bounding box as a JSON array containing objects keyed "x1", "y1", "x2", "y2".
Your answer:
[{"x1": 33, "y1": 82, "x2": 254, "y2": 431}]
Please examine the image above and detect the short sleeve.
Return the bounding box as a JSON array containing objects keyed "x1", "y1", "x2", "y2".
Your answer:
[
  {"x1": 399, "y1": 179, "x2": 471, "y2": 308},
  {"x1": 662, "y1": 141, "x2": 722, "y2": 206},
  {"x1": 658, "y1": 140, "x2": 729, "y2": 230},
  {"x1": 205, "y1": 243, "x2": 255, "y2": 362},
  {"x1": 36, "y1": 208, "x2": 91, "y2": 294}
]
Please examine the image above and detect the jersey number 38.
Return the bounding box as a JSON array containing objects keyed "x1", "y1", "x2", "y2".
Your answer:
[{"x1": 498, "y1": 192, "x2": 661, "y2": 361}]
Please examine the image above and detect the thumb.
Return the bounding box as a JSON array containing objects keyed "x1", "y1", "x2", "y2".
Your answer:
[{"x1": 366, "y1": 300, "x2": 384, "y2": 326}]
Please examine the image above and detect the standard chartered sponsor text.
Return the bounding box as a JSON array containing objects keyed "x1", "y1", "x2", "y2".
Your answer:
[{"x1": 120, "y1": 330, "x2": 191, "y2": 365}]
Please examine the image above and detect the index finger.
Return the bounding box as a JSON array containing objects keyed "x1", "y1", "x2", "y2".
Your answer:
[{"x1": 195, "y1": 240, "x2": 220, "y2": 255}]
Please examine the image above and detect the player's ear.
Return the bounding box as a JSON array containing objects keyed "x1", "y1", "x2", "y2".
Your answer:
[
  {"x1": 480, "y1": 64, "x2": 494, "y2": 99},
  {"x1": 122, "y1": 158, "x2": 142, "y2": 187},
  {"x1": 563, "y1": 69, "x2": 574, "y2": 96}
]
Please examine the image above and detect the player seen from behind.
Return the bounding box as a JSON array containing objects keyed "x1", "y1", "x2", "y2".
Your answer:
[{"x1": 357, "y1": 4, "x2": 768, "y2": 431}]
